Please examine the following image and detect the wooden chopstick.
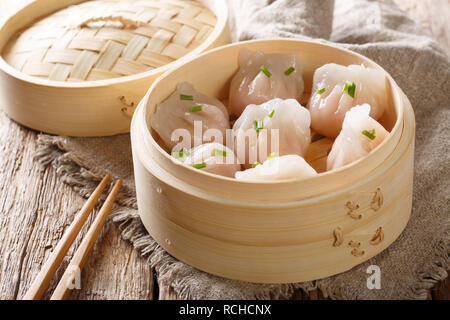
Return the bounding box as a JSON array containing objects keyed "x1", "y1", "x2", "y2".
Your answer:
[
  {"x1": 50, "y1": 178, "x2": 122, "y2": 300},
  {"x1": 23, "y1": 174, "x2": 111, "y2": 300}
]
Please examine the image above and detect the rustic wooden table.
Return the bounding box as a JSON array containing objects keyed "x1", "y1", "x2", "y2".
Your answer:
[{"x1": 0, "y1": 0, "x2": 448, "y2": 300}]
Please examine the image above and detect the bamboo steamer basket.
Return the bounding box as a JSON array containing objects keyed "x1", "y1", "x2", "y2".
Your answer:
[
  {"x1": 0, "y1": 0, "x2": 229, "y2": 136},
  {"x1": 131, "y1": 39, "x2": 416, "y2": 283}
]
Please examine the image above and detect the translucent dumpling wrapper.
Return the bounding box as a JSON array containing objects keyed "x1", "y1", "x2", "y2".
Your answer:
[
  {"x1": 308, "y1": 63, "x2": 388, "y2": 138},
  {"x1": 235, "y1": 155, "x2": 317, "y2": 182},
  {"x1": 232, "y1": 98, "x2": 311, "y2": 168},
  {"x1": 229, "y1": 48, "x2": 306, "y2": 117},
  {"x1": 180, "y1": 143, "x2": 241, "y2": 178},
  {"x1": 327, "y1": 104, "x2": 389, "y2": 171},
  {"x1": 150, "y1": 82, "x2": 230, "y2": 150}
]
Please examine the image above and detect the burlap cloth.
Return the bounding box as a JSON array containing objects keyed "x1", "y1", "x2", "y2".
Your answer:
[{"x1": 36, "y1": 0, "x2": 449, "y2": 299}]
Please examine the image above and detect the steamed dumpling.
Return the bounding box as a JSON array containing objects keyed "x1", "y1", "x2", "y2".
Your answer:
[
  {"x1": 232, "y1": 98, "x2": 311, "y2": 167},
  {"x1": 308, "y1": 63, "x2": 388, "y2": 138},
  {"x1": 327, "y1": 104, "x2": 389, "y2": 170},
  {"x1": 235, "y1": 155, "x2": 317, "y2": 182},
  {"x1": 180, "y1": 143, "x2": 241, "y2": 178},
  {"x1": 229, "y1": 48, "x2": 305, "y2": 117},
  {"x1": 150, "y1": 82, "x2": 229, "y2": 150}
]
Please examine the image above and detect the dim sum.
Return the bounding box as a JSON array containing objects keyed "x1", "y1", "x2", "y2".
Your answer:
[
  {"x1": 235, "y1": 154, "x2": 317, "y2": 182},
  {"x1": 232, "y1": 98, "x2": 311, "y2": 167},
  {"x1": 229, "y1": 48, "x2": 305, "y2": 117},
  {"x1": 327, "y1": 104, "x2": 389, "y2": 170},
  {"x1": 150, "y1": 82, "x2": 230, "y2": 150},
  {"x1": 178, "y1": 143, "x2": 241, "y2": 178},
  {"x1": 308, "y1": 63, "x2": 387, "y2": 138}
]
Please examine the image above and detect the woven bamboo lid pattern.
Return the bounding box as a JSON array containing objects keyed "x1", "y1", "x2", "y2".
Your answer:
[{"x1": 2, "y1": 0, "x2": 217, "y2": 81}]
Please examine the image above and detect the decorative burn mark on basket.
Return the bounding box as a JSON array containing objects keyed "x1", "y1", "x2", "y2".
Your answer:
[
  {"x1": 370, "y1": 188, "x2": 383, "y2": 211},
  {"x1": 370, "y1": 227, "x2": 384, "y2": 245},
  {"x1": 120, "y1": 95, "x2": 136, "y2": 117},
  {"x1": 351, "y1": 248, "x2": 365, "y2": 257},
  {"x1": 333, "y1": 227, "x2": 343, "y2": 247},
  {"x1": 346, "y1": 201, "x2": 361, "y2": 219},
  {"x1": 348, "y1": 240, "x2": 361, "y2": 248},
  {"x1": 334, "y1": 188, "x2": 385, "y2": 256},
  {"x1": 345, "y1": 187, "x2": 384, "y2": 220}
]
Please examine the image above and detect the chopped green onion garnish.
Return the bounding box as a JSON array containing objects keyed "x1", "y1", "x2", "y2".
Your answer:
[
  {"x1": 267, "y1": 152, "x2": 276, "y2": 160},
  {"x1": 180, "y1": 94, "x2": 194, "y2": 100},
  {"x1": 192, "y1": 162, "x2": 206, "y2": 169},
  {"x1": 343, "y1": 82, "x2": 356, "y2": 98},
  {"x1": 284, "y1": 66, "x2": 295, "y2": 75},
  {"x1": 317, "y1": 87, "x2": 326, "y2": 94},
  {"x1": 362, "y1": 129, "x2": 376, "y2": 140},
  {"x1": 268, "y1": 110, "x2": 275, "y2": 118},
  {"x1": 260, "y1": 66, "x2": 272, "y2": 78},
  {"x1": 172, "y1": 147, "x2": 190, "y2": 158},
  {"x1": 214, "y1": 149, "x2": 227, "y2": 157},
  {"x1": 253, "y1": 119, "x2": 264, "y2": 133},
  {"x1": 252, "y1": 161, "x2": 261, "y2": 168},
  {"x1": 189, "y1": 105, "x2": 202, "y2": 112},
  {"x1": 172, "y1": 151, "x2": 184, "y2": 158}
]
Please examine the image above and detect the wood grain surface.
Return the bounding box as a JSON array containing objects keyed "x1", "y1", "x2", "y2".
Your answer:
[{"x1": 0, "y1": 0, "x2": 448, "y2": 300}]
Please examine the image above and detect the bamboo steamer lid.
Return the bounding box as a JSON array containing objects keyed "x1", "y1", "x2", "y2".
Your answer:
[
  {"x1": 0, "y1": 0, "x2": 230, "y2": 136},
  {"x1": 3, "y1": 0, "x2": 218, "y2": 81}
]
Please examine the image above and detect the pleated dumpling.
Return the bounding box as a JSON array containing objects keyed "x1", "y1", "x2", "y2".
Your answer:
[
  {"x1": 150, "y1": 82, "x2": 230, "y2": 150},
  {"x1": 308, "y1": 63, "x2": 388, "y2": 138},
  {"x1": 229, "y1": 48, "x2": 306, "y2": 117},
  {"x1": 327, "y1": 104, "x2": 389, "y2": 170},
  {"x1": 235, "y1": 155, "x2": 317, "y2": 182},
  {"x1": 232, "y1": 98, "x2": 311, "y2": 167},
  {"x1": 178, "y1": 143, "x2": 241, "y2": 178}
]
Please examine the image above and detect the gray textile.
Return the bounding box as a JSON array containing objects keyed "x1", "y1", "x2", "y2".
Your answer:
[{"x1": 36, "y1": 0, "x2": 449, "y2": 299}]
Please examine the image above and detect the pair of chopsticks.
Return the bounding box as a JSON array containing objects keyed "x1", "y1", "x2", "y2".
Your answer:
[{"x1": 23, "y1": 174, "x2": 122, "y2": 300}]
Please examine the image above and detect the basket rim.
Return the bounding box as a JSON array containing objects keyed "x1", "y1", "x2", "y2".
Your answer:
[
  {"x1": 0, "y1": 0, "x2": 229, "y2": 88},
  {"x1": 136, "y1": 38, "x2": 411, "y2": 187}
]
